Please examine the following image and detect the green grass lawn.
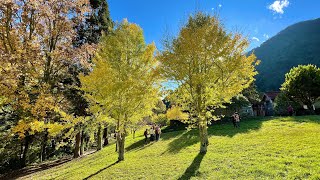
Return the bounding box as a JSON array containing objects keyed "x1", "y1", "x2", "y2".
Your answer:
[{"x1": 20, "y1": 116, "x2": 320, "y2": 179}]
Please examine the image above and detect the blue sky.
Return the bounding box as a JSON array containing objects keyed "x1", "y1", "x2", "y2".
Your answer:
[{"x1": 108, "y1": 0, "x2": 320, "y2": 50}]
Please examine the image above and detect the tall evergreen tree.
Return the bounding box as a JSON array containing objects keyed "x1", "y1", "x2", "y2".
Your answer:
[
  {"x1": 74, "y1": 0, "x2": 113, "y2": 46},
  {"x1": 69, "y1": 0, "x2": 113, "y2": 158}
]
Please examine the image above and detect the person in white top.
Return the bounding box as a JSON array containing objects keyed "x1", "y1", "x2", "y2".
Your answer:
[{"x1": 149, "y1": 126, "x2": 155, "y2": 141}]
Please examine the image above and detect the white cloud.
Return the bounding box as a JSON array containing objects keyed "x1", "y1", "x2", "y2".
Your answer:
[
  {"x1": 263, "y1": 34, "x2": 270, "y2": 39},
  {"x1": 219, "y1": 4, "x2": 222, "y2": 8},
  {"x1": 268, "y1": 0, "x2": 290, "y2": 14},
  {"x1": 252, "y1": 37, "x2": 260, "y2": 42},
  {"x1": 211, "y1": 8, "x2": 214, "y2": 10}
]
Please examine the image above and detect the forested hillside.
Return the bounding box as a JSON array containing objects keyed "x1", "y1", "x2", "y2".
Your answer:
[{"x1": 253, "y1": 18, "x2": 320, "y2": 91}]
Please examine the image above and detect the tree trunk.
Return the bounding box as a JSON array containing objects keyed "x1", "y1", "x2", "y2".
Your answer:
[
  {"x1": 21, "y1": 135, "x2": 31, "y2": 167},
  {"x1": 198, "y1": 108, "x2": 208, "y2": 154},
  {"x1": 196, "y1": 85, "x2": 208, "y2": 154},
  {"x1": 80, "y1": 130, "x2": 85, "y2": 155},
  {"x1": 117, "y1": 132, "x2": 125, "y2": 161},
  {"x1": 199, "y1": 123, "x2": 209, "y2": 154},
  {"x1": 307, "y1": 103, "x2": 316, "y2": 115},
  {"x1": 50, "y1": 139, "x2": 56, "y2": 157},
  {"x1": 74, "y1": 132, "x2": 81, "y2": 158},
  {"x1": 40, "y1": 130, "x2": 48, "y2": 162},
  {"x1": 97, "y1": 125, "x2": 102, "y2": 151},
  {"x1": 103, "y1": 127, "x2": 109, "y2": 146},
  {"x1": 115, "y1": 136, "x2": 118, "y2": 152}
]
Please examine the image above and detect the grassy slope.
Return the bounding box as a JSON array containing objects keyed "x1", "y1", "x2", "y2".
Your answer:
[{"x1": 22, "y1": 116, "x2": 320, "y2": 180}]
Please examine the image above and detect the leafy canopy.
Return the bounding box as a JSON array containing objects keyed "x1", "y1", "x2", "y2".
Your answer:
[
  {"x1": 80, "y1": 19, "x2": 160, "y2": 133},
  {"x1": 159, "y1": 13, "x2": 258, "y2": 118},
  {"x1": 158, "y1": 12, "x2": 258, "y2": 153},
  {"x1": 281, "y1": 64, "x2": 320, "y2": 107},
  {"x1": 0, "y1": 0, "x2": 91, "y2": 139}
]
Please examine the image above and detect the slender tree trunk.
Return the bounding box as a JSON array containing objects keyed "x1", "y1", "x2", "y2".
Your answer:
[
  {"x1": 97, "y1": 125, "x2": 102, "y2": 151},
  {"x1": 116, "y1": 133, "x2": 119, "y2": 154},
  {"x1": 117, "y1": 132, "x2": 125, "y2": 161},
  {"x1": 40, "y1": 131, "x2": 48, "y2": 162},
  {"x1": 115, "y1": 119, "x2": 120, "y2": 152},
  {"x1": 196, "y1": 85, "x2": 208, "y2": 154},
  {"x1": 20, "y1": 142, "x2": 23, "y2": 160},
  {"x1": 51, "y1": 139, "x2": 56, "y2": 157},
  {"x1": 199, "y1": 122, "x2": 209, "y2": 154},
  {"x1": 103, "y1": 127, "x2": 109, "y2": 146},
  {"x1": 80, "y1": 130, "x2": 85, "y2": 155},
  {"x1": 21, "y1": 135, "x2": 31, "y2": 167},
  {"x1": 74, "y1": 132, "x2": 81, "y2": 158},
  {"x1": 307, "y1": 103, "x2": 316, "y2": 115}
]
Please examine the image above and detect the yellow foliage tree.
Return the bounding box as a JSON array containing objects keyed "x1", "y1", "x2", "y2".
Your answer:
[
  {"x1": 158, "y1": 13, "x2": 258, "y2": 154},
  {"x1": 81, "y1": 19, "x2": 160, "y2": 161},
  {"x1": 0, "y1": 0, "x2": 91, "y2": 165},
  {"x1": 166, "y1": 106, "x2": 189, "y2": 122}
]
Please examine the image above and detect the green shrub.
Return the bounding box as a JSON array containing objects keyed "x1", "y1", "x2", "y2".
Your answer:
[{"x1": 274, "y1": 92, "x2": 300, "y2": 116}]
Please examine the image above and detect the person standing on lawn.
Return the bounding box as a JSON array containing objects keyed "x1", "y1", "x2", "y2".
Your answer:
[
  {"x1": 155, "y1": 125, "x2": 161, "y2": 141},
  {"x1": 232, "y1": 112, "x2": 241, "y2": 128},
  {"x1": 144, "y1": 129, "x2": 149, "y2": 143},
  {"x1": 150, "y1": 126, "x2": 155, "y2": 141}
]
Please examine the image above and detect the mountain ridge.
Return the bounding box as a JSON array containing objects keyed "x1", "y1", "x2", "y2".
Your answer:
[{"x1": 252, "y1": 18, "x2": 320, "y2": 91}]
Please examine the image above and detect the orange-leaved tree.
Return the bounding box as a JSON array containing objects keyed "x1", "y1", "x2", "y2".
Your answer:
[{"x1": 0, "y1": 0, "x2": 92, "y2": 166}]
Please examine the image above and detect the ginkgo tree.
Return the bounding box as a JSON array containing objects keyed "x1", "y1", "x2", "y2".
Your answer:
[
  {"x1": 166, "y1": 106, "x2": 189, "y2": 122},
  {"x1": 80, "y1": 19, "x2": 160, "y2": 161},
  {"x1": 158, "y1": 13, "x2": 258, "y2": 154}
]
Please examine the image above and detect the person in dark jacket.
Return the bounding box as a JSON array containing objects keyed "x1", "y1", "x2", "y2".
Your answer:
[
  {"x1": 232, "y1": 112, "x2": 241, "y2": 128},
  {"x1": 144, "y1": 129, "x2": 149, "y2": 143},
  {"x1": 155, "y1": 125, "x2": 161, "y2": 141}
]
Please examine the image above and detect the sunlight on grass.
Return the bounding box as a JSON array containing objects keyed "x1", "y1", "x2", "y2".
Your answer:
[{"x1": 23, "y1": 116, "x2": 320, "y2": 180}]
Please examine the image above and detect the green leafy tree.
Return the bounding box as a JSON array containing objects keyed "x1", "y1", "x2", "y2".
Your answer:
[
  {"x1": 242, "y1": 82, "x2": 261, "y2": 104},
  {"x1": 158, "y1": 13, "x2": 258, "y2": 154},
  {"x1": 274, "y1": 92, "x2": 300, "y2": 116},
  {"x1": 227, "y1": 94, "x2": 251, "y2": 113},
  {"x1": 71, "y1": 0, "x2": 113, "y2": 157},
  {"x1": 166, "y1": 106, "x2": 189, "y2": 122},
  {"x1": 281, "y1": 65, "x2": 320, "y2": 112},
  {"x1": 80, "y1": 20, "x2": 160, "y2": 161},
  {"x1": 74, "y1": 0, "x2": 113, "y2": 46}
]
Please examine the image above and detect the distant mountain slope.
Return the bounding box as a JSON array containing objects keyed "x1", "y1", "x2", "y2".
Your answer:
[{"x1": 252, "y1": 18, "x2": 320, "y2": 91}]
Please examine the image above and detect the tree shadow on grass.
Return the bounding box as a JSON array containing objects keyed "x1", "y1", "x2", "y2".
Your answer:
[
  {"x1": 126, "y1": 130, "x2": 188, "y2": 152},
  {"x1": 162, "y1": 117, "x2": 270, "y2": 154},
  {"x1": 160, "y1": 129, "x2": 187, "y2": 141},
  {"x1": 162, "y1": 130, "x2": 199, "y2": 154},
  {"x1": 125, "y1": 138, "x2": 158, "y2": 152},
  {"x1": 82, "y1": 161, "x2": 118, "y2": 180},
  {"x1": 284, "y1": 115, "x2": 320, "y2": 124},
  {"x1": 207, "y1": 117, "x2": 268, "y2": 137},
  {"x1": 178, "y1": 153, "x2": 205, "y2": 180}
]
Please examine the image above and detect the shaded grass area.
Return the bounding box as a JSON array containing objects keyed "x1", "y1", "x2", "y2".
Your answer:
[{"x1": 10, "y1": 116, "x2": 320, "y2": 179}]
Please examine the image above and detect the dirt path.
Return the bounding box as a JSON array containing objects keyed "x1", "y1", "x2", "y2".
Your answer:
[{"x1": 0, "y1": 150, "x2": 96, "y2": 180}]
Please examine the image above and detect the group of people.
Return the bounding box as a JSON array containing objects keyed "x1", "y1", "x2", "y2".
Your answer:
[{"x1": 144, "y1": 125, "x2": 161, "y2": 143}]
